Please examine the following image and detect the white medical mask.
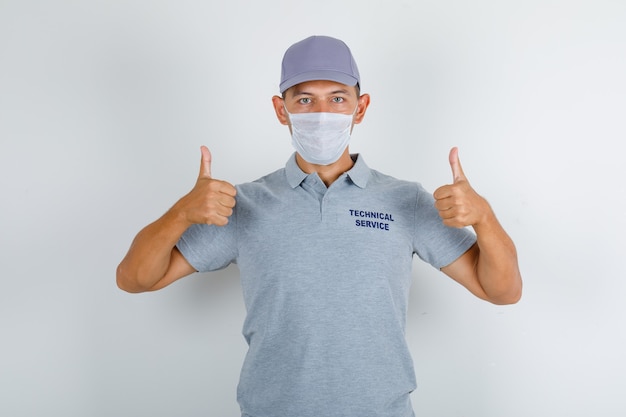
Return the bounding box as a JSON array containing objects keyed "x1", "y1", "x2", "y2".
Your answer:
[{"x1": 285, "y1": 106, "x2": 357, "y2": 165}]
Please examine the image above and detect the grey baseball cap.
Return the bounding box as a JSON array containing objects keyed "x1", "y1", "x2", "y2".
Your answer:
[{"x1": 279, "y1": 35, "x2": 360, "y2": 93}]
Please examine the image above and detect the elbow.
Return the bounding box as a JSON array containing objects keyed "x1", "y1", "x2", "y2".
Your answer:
[
  {"x1": 509, "y1": 284, "x2": 523, "y2": 304},
  {"x1": 116, "y1": 263, "x2": 147, "y2": 294},
  {"x1": 490, "y1": 290, "x2": 522, "y2": 305},
  {"x1": 488, "y1": 278, "x2": 523, "y2": 305}
]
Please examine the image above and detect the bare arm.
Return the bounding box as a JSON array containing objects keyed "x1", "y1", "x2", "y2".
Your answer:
[
  {"x1": 441, "y1": 217, "x2": 522, "y2": 305},
  {"x1": 434, "y1": 148, "x2": 522, "y2": 305},
  {"x1": 116, "y1": 146, "x2": 237, "y2": 293},
  {"x1": 116, "y1": 210, "x2": 196, "y2": 293}
]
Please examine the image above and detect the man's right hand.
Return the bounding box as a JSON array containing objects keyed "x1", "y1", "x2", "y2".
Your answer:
[
  {"x1": 117, "y1": 146, "x2": 236, "y2": 293},
  {"x1": 174, "y1": 146, "x2": 237, "y2": 227}
]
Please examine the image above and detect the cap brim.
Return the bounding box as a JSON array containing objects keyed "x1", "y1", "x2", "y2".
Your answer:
[{"x1": 280, "y1": 70, "x2": 359, "y2": 93}]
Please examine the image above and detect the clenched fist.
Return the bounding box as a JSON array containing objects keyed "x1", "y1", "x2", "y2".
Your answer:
[
  {"x1": 174, "y1": 146, "x2": 237, "y2": 227},
  {"x1": 433, "y1": 147, "x2": 491, "y2": 228}
]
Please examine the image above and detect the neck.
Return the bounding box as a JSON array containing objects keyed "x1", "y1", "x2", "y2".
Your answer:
[{"x1": 295, "y1": 149, "x2": 354, "y2": 187}]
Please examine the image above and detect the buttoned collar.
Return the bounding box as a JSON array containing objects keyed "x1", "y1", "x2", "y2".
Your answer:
[{"x1": 285, "y1": 152, "x2": 371, "y2": 189}]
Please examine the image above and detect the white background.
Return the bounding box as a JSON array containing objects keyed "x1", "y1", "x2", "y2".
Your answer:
[{"x1": 1, "y1": 1, "x2": 625, "y2": 416}]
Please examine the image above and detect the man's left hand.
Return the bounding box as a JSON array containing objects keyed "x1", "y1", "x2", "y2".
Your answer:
[{"x1": 433, "y1": 147, "x2": 491, "y2": 228}]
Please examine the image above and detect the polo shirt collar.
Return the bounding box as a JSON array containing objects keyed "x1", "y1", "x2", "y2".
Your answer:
[
  {"x1": 345, "y1": 154, "x2": 371, "y2": 188},
  {"x1": 285, "y1": 153, "x2": 371, "y2": 189}
]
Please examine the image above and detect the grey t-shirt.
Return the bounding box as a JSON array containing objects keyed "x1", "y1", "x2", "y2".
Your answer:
[{"x1": 177, "y1": 154, "x2": 476, "y2": 417}]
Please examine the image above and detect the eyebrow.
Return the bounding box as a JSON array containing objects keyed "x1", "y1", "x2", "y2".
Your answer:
[{"x1": 292, "y1": 88, "x2": 351, "y2": 97}]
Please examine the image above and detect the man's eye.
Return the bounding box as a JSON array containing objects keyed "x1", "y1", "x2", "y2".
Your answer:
[
  {"x1": 332, "y1": 97, "x2": 344, "y2": 103},
  {"x1": 299, "y1": 98, "x2": 311, "y2": 104}
]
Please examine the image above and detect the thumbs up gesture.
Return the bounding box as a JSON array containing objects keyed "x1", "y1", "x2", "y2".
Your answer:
[
  {"x1": 175, "y1": 146, "x2": 237, "y2": 227},
  {"x1": 433, "y1": 147, "x2": 490, "y2": 228}
]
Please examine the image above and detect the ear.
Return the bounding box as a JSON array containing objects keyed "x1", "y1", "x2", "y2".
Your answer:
[
  {"x1": 272, "y1": 95, "x2": 289, "y2": 125},
  {"x1": 353, "y1": 93, "x2": 371, "y2": 124}
]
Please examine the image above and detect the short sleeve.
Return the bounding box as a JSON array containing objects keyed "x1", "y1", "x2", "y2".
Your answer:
[{"x1": 176, "y1": 217, "x2": 238, "y2": 273}]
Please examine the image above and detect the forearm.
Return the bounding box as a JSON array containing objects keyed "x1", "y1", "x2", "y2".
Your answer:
[
  {"x1": 473, "y1": 210, "x2": 522, "y2": 304},
  {"x1": 116, "y1": 208, "x2": 191, "y2": 293}
]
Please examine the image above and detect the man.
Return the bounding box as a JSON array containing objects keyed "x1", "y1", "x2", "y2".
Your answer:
[{"x1": 117, "y1": 35, "x2": 522, "y2": 417}]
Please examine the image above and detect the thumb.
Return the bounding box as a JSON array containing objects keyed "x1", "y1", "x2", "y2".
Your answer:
[
  {"x1": 198, "y1": 145, "x2": 212, "y2": 179},
  {"x1": 449, "y1": 147, "x2": 467, "y2": 183}
]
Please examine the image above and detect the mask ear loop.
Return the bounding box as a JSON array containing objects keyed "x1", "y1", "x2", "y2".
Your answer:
[{"x1": 283, "y1": 103, "x2": 291, "y2": 122}]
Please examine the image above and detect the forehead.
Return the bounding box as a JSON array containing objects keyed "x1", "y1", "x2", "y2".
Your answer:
[{"x1": 285, "y1": 80, "x2": 357, "y2": 97}]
